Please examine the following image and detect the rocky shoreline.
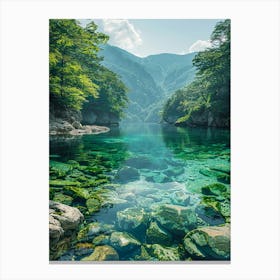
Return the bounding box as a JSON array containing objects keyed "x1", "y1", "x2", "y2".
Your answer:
[{"x1": 49, "y1": 118, "x2": 110, "y2": 136}]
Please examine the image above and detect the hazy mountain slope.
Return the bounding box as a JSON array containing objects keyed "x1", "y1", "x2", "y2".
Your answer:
[{"x1": 100, "y1": 45, "x2": 196, "y2": 122}]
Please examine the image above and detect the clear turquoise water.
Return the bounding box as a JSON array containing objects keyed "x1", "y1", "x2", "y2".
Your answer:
[{"x1": 50, "y1": 123, "x2": 230, "y2": 261}]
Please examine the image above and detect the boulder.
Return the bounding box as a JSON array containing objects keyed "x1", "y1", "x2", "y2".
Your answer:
[
  {"x1": 81, "y1": 245, "x2": 119, "y2": 261},
  {"x1": 110, "y1": 231, "x2": 141, "y2": 254},
  {"x1": 49, "y1": 201, "x2": 84, "y2": 260},
  {"x1": 117, "y1": 207, "x2": 149, "y2": 232},
  {"x1": 183, "y1": 224, "x2": 230, "y2": 260},
  {"x1": 146, "y1": 221, "x2": 172, "y2": 246},
  {"x1": 115, "y1": 167, "x2": 140, "y2": 183},
  {"x1": 154, "y1": 204, "x2": 197, "y2": 237},
  {"x1": 145, "y1": 244, "x2": 180, "y2": 261}
]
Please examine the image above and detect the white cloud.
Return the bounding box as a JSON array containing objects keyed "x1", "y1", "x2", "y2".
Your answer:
[
  {"x1": 101, "y1": 19, "x2": 142, "y2": 50},
  {"x1": 188, "y1": 40, "x2": 212, "y2": 53}
]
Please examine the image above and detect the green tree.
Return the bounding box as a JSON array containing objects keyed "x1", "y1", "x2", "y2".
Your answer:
[
  {"x1": 49, "y1": 19, "x2": 108, "y2": 111},
  {"x1": 162, "y1": 19, "x2": 230, "y2": 127}
]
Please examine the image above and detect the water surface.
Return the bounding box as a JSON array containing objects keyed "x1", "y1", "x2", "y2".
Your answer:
[{"x1": 50, "y1": 123, "x2": 230, "y2": 261}]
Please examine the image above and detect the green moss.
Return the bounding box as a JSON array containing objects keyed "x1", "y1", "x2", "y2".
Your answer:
[
  {"x1": 64, "y1": 186, "x2": 91, "y2": 200},
  {"x1": 49, "y1": 180, "x2": 81, "y2": 187}
]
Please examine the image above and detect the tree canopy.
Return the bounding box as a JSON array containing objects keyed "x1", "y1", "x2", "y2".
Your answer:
[
  {"x1": 162, "y1": 19, "x2": 230, "y2": 127},
  {"x1": 49, "y1": 19, "x2": 128, "y2": 118}
]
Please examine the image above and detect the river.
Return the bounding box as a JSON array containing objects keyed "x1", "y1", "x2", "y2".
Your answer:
[{"x1": 50, "y1": 123, "x2": 230, "y2": 261}]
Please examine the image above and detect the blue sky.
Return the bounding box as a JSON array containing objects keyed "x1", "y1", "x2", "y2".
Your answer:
[{"x1": 80, "y1": 19, "x2": 223, "y2": 57}]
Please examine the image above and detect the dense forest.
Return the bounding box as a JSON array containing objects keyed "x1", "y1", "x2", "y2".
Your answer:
[
  {"x1": 49, "y1": 19, "x2": 128, "y2": 126},
  {"x1": 162, "y1": 20, "x2": 230, "y2": 128}
]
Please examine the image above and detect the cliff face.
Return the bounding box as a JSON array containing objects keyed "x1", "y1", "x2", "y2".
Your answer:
[{"x1": 81, "y1": 108, "x2": 119, "y2": 126}]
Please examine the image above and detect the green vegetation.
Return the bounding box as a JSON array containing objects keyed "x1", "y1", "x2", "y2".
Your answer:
[
  {"x1": 49, "y1": 19, "x2": 128, "y2": 119},
  {"x1": 162, "y1": 20, "x2": 230, "y2": 128}
]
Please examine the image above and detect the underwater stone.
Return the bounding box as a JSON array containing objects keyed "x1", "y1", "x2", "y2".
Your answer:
[
  {"x1": 86, "y1": 197, "x2": 101, "y2": 214},
  {"x1": 154, "y1": 204, "x2": 197, "y2": 237},
  {"x1": 195, "y1": 205, "x2": 225, "y2": 226},
  {"x1": 146, "y1": 221, "x2": 172, "y2": 246},
  {"x1": 110, "y1": 231, "x2": 141, "y2": 254},
  {"x1": 164, "y1": 167, "x2": 185, "y2": 177},
  {"x1": 201, "y1": 183, "x2": 229, "y2": 197},
  {"x1": 183, "y1": 224, "x2": 230, "y2": 260},
  {"x1": 92, "y1": 234, "x2": 110, "y2": 247},
  {"x1": 81, "y1": 245, "x2": 119, "y2": 261},
  {"x1": 53, "y1": 193, "x2": 73, "y2": 205},
  {"x1": 115, "y1": 166, "x2": 140, "y2": 183},
  {"x1": 145, "y1": 244, "x2": 180, "y2": 261},
  {"x1": 64, "y1": 186, "x2": 90, "y2": 200},
  {"x1": 50, "y1": 160, "x2": 73, "y2": 177},
  {"x1": 117, "y1": 207, "x2": 149, "y2": 231},
  {"x1": 170, "y1": 191, "x2": 191, "y2": 206}
]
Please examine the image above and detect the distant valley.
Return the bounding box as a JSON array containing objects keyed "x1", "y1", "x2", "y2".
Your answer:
[{"x1": 100, "y1": 45, "x2": 196, "y2": 122}]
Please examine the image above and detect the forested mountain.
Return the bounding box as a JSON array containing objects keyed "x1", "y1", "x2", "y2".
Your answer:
[
  {"x1": 162, "y1": 20, "x2": 230, "y2": 128},
  {"x1": 100, "y1": 45, "x2": 196, "y2": 122}
]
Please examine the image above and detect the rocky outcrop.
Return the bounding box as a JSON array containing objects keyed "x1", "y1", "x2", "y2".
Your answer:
[
  {"x1": 50, "y1": 107, "x2": 110, "y2": 136},
  {"x1": 49, "y1": 201, "x2": 84, "y2": 260},
  {"x1": 49, "y1": 117, "x2": 110, "y2": 136},
  {"x1": 183, "y1": 224, "x2": 230, "y2": 260}
]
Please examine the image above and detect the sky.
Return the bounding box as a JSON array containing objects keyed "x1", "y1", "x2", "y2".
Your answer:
[{"x1": 80, "y1": 19, "x2": 223, "y2": 57}]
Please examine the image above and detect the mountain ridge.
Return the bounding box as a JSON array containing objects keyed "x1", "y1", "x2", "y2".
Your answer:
[{"x1": 100, "y1": 44, "x2": 196, "y2": 122}]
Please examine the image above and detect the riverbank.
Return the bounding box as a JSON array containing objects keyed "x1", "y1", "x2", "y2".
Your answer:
[{"x1": 49, "y1": 118, "x2": 110, "y2": 136}]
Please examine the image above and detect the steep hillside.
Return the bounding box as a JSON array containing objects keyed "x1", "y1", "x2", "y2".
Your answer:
[{"x1": 100, "y1": 45, "x2": 196, "y2": 122}]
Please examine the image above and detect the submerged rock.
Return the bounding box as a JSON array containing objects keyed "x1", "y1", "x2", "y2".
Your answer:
[
  {"x1": 145, "y1": 244, "x2": 180, "y2": 261},
  {"x1": 77, "y1": 222, "x2": 114, "y2": 242},
  {"x1": 110, "y1": 231, "x2": 141, "y2": 254},
  {"x1": 146, "y1": 221, "x2": 173, "y2": 246},
  {"x1": 154, "y1": 204, "x2": 197, "y2": 237},
  {"x1": 170, "y1": 191, "x2": 191, "y2": 206},
  {"x1": 81, "y1": 245, "x2": 119, "y2": 261},
  {"x1": 183, "y1": 224, "x2": 230, "y2": 260},
  {"x1": 195, "y1": 205, "x2": 225, "y2": 226},
  {"x1": 49, "y1": 201, "x2": 84, "y2": 260},
  {"x1": 201, "y1": 183, "x2": 229, "y2": 198},
  {"x1": 117, "y1": 207, "x2": 149, "y2": 232},
  {"x1": 53, "y1": 193, "x2": 73, "y2": 205},
  {"x1": 125, "y1": 156, "x2": 168, "y2": 170},
  {"x1": 115, "y1": 167, "x2": 140, "y2": 183},
  {"x1": 86, "y1": 197, "x2": 101, "y2": 214}
]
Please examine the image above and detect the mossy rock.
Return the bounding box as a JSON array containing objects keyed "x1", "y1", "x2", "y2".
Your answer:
[
  {"x1": 217, "y1": 173, "x2": 230, "y2": 184},
  {"x1": 146, "y1": 221, "x2": 172, "y2": 246},
  {"x1": 135, "y1": 246, "x2": 153, "y2": 261},
  {"x1": 49, "y1": 180, "x2": 81, "y2": 187},
  {"x1": 92, "y1": 234, "x2": 110, "y2": 247},
  {"x1": 145, "y1": 244, "x2": 180, "y2": 261},
  {"x1": 195, "y1": 205, "x2": 225, "y2": 226},
  {"x1": 50, "y1": 160, "x2": 72, "y2": 177},
  {"x1": 183, "y1": 224, "x2": 230, "y2": 260},
  {"x1": 82, "y1": 178, "x2": 109, "y2": 188},
  {"x1": 64, "y1": 186, "x2": 90, "y2": 200},
  {"x1": 209, "y1": 165, "x2": 230, "y2": 175},
  {"x1": 81, "y1": 245, "x2": 119, "y2": 261},
  {"x1": 53, "y1": 193, "x2": 73, "y2": 205},
  {"x1": 86, "y1": 197, "x2": 101, "y2": 214},
  {"x1": 110, "y1": 231, "x2": 141, "y2": 254},
  {"x1": 201, "y1": 183, "x2": 229, "y2": 197}
]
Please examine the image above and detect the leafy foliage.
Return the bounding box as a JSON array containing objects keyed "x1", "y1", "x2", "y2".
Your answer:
[
  {"x1": 49, "y1": 19, "x2": 128, "y2": 118},
  {"x1": 162, "y1": 20, "x2": 230, "y2": 127}
]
